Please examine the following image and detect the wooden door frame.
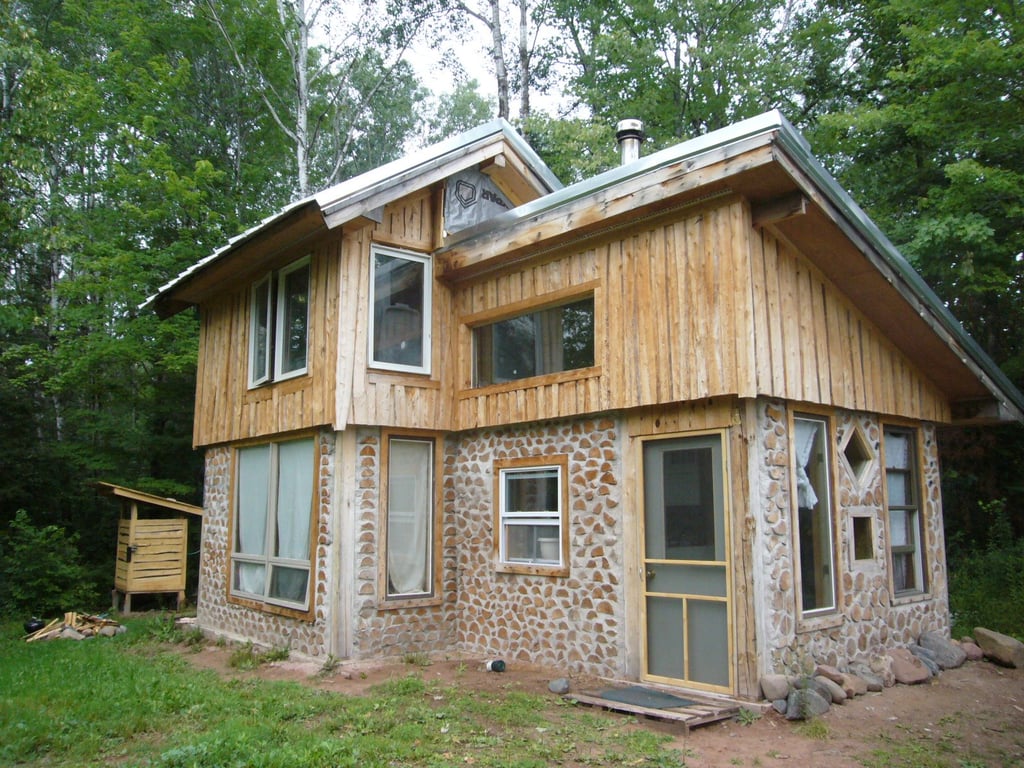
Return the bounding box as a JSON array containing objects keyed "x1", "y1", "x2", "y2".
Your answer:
[{"x1": 635, "y1": 428, "x2": 736, "y2": 695}]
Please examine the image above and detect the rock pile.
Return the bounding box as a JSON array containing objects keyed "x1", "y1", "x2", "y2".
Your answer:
[{"x1": 761, "y1": 628, "x2": 1022, "y2": 720}]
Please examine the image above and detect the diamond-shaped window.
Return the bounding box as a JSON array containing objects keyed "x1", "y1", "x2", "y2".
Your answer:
[{"x1": 842, "y1": 426, "x2": 875, "y2": 485}]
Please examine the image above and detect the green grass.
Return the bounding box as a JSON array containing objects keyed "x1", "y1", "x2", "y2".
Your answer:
[{"x1": 0, "y1": 620, "x2": 688, "y2": 767}]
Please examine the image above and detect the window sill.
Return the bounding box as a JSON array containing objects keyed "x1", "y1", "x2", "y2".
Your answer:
[
  {"x1": 891, "y1": 590, "x2": 932, "y2": 606},
  {"x1": 245, "y1": 374, "x2": 311, "y2": 401},
  {"x1": 496, "y1": 563, "x2": 569, "y2": 578},
  {"x1": 796, "y1": 610, "x2": 844, "y2": 635},
  {"x1": 460, "y1": 366, "x2": 602, "y2": 399},
  {"x1": 367, "y1": 371, "x2": 440, "y2": 389},
  {"x1": 227, "y1": 592, "x2": 314, "y2": 622},
  {"x1": 377, "y1": 594, "x2": 443, "y2": 611}
]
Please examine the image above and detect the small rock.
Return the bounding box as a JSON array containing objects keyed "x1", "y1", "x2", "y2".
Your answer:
[
  {"x1": 887, "y1": 648, "x2": 931, "y2": 684},
  {"x1": 60, "y1": 627, "x2": 85, "y2": 640},
  {"x1": 793, "y1": 676, "x2": 834, "y2": 704},
  {"x1": 548, "y1": 677, "x2": 570, "y2": 695},
  {"x1": 99, "y1": 626, "x2": 118, "y2": 637},
  {"x1": 849, "y1": 663, "x2": 884, "y2": 692},
  {"x1": 974, "y1": 627, "x2": 1024, "y2": 668},
  {"x1": 814, "y1": 664, "x2": 844, "y2": 685},
  {"x1": 961, "y1": 641, "x2": 984, "y2": 661},
  {"x1": 760, "y1": 674, "x2": 790, "y2": 701},
  {"x1": 869, "y1": 653, "x2": 896, "y2": 687},
  {"x1": 840, "y1": 673, "x2": 868, "y2": 697},
  {"x1": 918, "y1": 631, "x2": 967, "y2": 669},
  {"x1": 908, "y1": 644, "x2": 941, "y2": 676},
  {"x1": 772, "y1": 698, "x2": 788, "y2": 715},
  {"x1": 814, "y1": 675, "x2": 847, "y2": 704},
  {"x1": 785, "y1": 688, "x2": 830, "y2": 720}
]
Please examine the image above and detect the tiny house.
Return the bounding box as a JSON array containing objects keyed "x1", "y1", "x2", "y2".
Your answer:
[{"x1": 147, "y1": 113, "x2": 1023, "y2": 700}]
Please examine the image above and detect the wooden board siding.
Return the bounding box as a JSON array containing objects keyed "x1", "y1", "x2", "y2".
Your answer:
[
  {"x1": 454, "y1": 198, "x2": 757, "y2": 429},
  {"x1": 192, "y1": 241, "x2": 339, "y2": 447},
  {"x1": 115, "y1": 518, "x2": 187, "y2": 594},
  {"x1": 340, "y1": 189, "x2": 458, "y2": 432},
  {"x1": 749, "y1": 229, "x2": 949, "y2": 423}
]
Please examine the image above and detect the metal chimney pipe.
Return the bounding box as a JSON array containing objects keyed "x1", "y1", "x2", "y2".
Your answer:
[{"x1": 615, "y1": 119, "x2": 645, "y2": 165}]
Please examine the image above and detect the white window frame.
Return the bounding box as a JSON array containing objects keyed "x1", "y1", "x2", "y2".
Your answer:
[
  {"x1": 248, "y1": 256, "x2": 311, "y2": 388},
  {"x1": 883, "y1": 426, "x2": 926, "y2": 596},
  {"x1": 495, "y1": 457, "x2": 568, "y2": 575},
  {"x1": 369, "y1": 244, "x2": 431, "y2": 375},
  {"x1": 230, "y1": 437, "x2": 316, "y2": 612}
]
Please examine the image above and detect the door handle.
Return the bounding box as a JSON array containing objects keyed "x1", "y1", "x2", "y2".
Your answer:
[{"x1": 645, "y1": 569, "x2": 656, "y2": 581}]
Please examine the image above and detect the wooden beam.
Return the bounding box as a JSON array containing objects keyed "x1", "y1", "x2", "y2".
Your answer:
[{"x1": 751, "y1": 192, "x2": 807, "y2": 228}]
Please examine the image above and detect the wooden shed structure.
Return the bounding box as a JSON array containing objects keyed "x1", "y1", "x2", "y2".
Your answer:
[
  {"x1": 145, "y1": 113, "x2": 1024, "y2": 701},
  {"x1": 97, "y1": 482, "x2": 203, "y2": 612}
]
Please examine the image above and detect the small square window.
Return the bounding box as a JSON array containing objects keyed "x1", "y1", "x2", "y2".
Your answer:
[{"x1": 852, "y1": 515, "x2": 874, "y2": 561}]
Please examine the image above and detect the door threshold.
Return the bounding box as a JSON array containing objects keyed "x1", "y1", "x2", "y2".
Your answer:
[{"x1": 565, "y1": 682, "x2": 740, "y2": 732}]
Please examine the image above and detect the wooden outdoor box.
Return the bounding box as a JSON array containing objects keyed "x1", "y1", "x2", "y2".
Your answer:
[{"x1": 97, "y1": 482, "x2": 203, "y2": 612}]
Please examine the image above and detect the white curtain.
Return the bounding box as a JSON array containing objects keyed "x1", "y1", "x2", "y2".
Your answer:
[
  {"x1": 387, "y1": 440, "x2": 432, "y2": 595},
  {"x1": 886, "y1": 432, "x2": 909, "y2": 470},
  {"x1": 236, "y1": 445, "x2": 270, "y2": 594},
  {"x1": 794, "y1": 419, "x2": 820, "y2": 509},
  {"x1": 270, "y1": 439, "x2": 314, "y2": 602}
]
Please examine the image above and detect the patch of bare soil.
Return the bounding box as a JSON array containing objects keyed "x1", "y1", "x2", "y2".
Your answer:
[{"x1": 179, "y1": 645, "x2": 1024, "y2": 767}]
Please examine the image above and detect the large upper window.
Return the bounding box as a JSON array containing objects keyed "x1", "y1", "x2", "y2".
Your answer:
[
  {"x1": 793, "y1": 415, "x2": 836, "y2": 615},
  {"x1": 496, "y1": 457, "x2": 568, "y2": 575},
  {"x1": 474, "y1": 296, "x2": 594, "y2": 386},
  {"x1": 370, "y1": 245, "x2": 431, "y2": 374},
  {"x1": 383, "y1": 436, "x2": 436, "y2": 600},
  {"x1": 884, "y1": 427, "x2": 926, "y2": 595},
  {"x1": 249, "y1": 257, "x2": 310, "y2": 387},
  {"x1": 231, "y1": 437, "x2": 315, "y2": 611}
]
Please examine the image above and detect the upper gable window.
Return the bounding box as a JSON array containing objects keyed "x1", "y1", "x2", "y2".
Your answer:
[
  {"x1": 249, "y1": 257, "x2": 310, "y2": 388},
  {"x1": 473, "y1": 296, "x2": 595, "y2": 387},
  {"x1": 370, "y1": 245, "x2": 431, "y2": 375}
]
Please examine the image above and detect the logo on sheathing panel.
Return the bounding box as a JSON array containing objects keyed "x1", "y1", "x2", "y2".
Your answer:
[{"x1": 455, "y1": 179, "x2": 477, "y2": 208}]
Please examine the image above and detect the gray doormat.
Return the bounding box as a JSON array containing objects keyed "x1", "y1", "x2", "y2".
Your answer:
[{"x1": 597, "y1": 686, "x2": 697, "y2": 709}]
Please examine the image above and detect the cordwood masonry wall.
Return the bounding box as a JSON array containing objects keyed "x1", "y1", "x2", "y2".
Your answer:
[
  {"x1": 450, "y1": 418, "x2": 626, "y2": 678},
  {"x1": 753, "y1": 399, "x2": 949, "y2": 676}
]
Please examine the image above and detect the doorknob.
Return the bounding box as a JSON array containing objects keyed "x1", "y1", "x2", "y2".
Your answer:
[{"x1": 645, "y1": 569, "x2": 656, "y2": 581}]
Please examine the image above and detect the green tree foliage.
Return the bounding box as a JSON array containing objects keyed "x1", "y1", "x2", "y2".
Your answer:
[{"x1": 0, "y1": 511, "x2": 95, "y2": 616}]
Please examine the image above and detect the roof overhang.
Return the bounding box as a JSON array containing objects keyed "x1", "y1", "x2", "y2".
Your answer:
[
  {"x1": 145, "y1": 119, "x2": 561, "y2": 318},
  {"x1": 95, "y1": 482, "x2": 204, "y2": 516},
  {"x1": 437, "y1": 111, "x2": 1024, "y2": 425}
]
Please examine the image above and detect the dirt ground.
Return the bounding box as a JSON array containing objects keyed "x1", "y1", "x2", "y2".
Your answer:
[{"x1": 181, "y1": 644, "x2": 1024, "y2": 767}]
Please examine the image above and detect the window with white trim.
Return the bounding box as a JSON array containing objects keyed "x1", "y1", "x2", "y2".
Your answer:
[
  {"x1": 249, "y1": 257, "x2": 310, "y2": 387},
  {"x1": 884, "y1": 427, "x2": 926, "y2": 594},
  {"x1": 384, "y1": 436, "x2": 435, "y2": 600},
  {"x1": 231, "y1": 437, "x2": 315, "y2": 611},
  {"x1": 370, "y1": 245, "x2": 431, "y2": 374},
  {"x1": 496, "y1": 459, "x2": 567, "y2": 573}
]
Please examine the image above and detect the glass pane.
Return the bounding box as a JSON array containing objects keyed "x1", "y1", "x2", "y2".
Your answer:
[
  {"x1": 644, "y1": 563, "x2": 727, "y2": 597},
  {"x1": 661, "y1": 447, "x2": 717, "y2": 561},
  {"x1": 236, "y1": 445, "x2": 270, "y2": 555},
  {"x1": 278, "y1": 263, "x2": 309, "y2": 374},
  {"x1": 387, "y1": 439, "x2": 433, "y2": 596},
  {"x1": 890, "y1": 509, "x2": 908, "y2": 547},
  {"x1": 373, "y1": 252, "x2": 425, "y2": 367},
  {"x1": 892, "y1": 552, "x2": 914, "y2": 592},
  {"x1": 688, "y1": 600, "x2": 730, "y2": 687},
  {"x1": 275, "y1": 439, "x2": 314, "y2": 560},
  {"x1": 885, "y1": 431, "x2": 910, "y2": 469},
  {"x1": 269, "y1": 566, "x2": 309, "y2": 603},
  {"x1": 795, "y1": 418, "x2": 835, "y2": 612},
  {"x1": 646, "y1": 596, "x2": 684, "y2": 679},
  {"x1": 888, "y1": 470, "x2": 910, "y2": 506},
  {"x1": 505, "y1": 469, "x2": 559, "y2": 512},
  {"x1": 503, "y1": 522, "x2": 560, "y2": 563},
  {"x1": 474, "y1": 297, "x2": 594, "y2": 386},
  {"x1": 234, "y1": 561, "x2": 266, "y2": 596},
  {"x1": 250, "y1": 279, "x2": 271, "y2": 383}
]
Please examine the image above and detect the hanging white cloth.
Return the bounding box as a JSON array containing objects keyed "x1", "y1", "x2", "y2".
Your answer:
[
  {"x1": 387, "y1": 441, "x2": 432, "y2": 595},
  {"x1": 794, "y1": 419, "x2": 820, "y2": 509}
]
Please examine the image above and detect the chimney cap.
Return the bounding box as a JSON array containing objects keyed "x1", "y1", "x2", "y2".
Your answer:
[{"x1": 615, "y1": 119, "x2": 645, "y2": 141}]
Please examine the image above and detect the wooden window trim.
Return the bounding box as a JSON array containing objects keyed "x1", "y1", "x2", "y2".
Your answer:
[
  {"x1": 881, "y1": 424, "x2": 930, "y2": 601},
  {"x1": 376, "y1": 429, "x2": 444, "y2": 609},
  {"x1": 493, "y1": 454, "x2": 570, "y2": 577},
  {"x1": 225, "y1": 432, "x2": 320, "y2": 622},
  {"x1": 247, "y1": 256, "x2": 311, "y2": 389}
]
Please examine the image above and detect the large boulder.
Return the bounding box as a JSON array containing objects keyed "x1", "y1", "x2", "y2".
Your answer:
[
  {"x1": 849, "y1": 663, "x2": 885, "y2": 692},
  {"x1": 886, "y1": 648, "x2": 931, "y2": 684},
  {"x1": 840, "y1": 672, "x2": 868, "y2": 697},
  {"x1": 785, "y1": 688, "x2": 830, "y2": 720},
  {"x1": 908, "y1": 644, "x2": 941, "y2": 676},
  {"x1": 974, "y1": 627, "x2": 1024, "y2": 668},
  {"x1": 918, "y1": 631, "x2": 967, "y2": 669},
  {"x1": 814, "y1": 675, "x2": 847, "y2": 704},
  {"x1": 760, "y1": 674, "x2": 790, "y2": 701},
  {"x1": 869, "y1": 654, "x2": 896, "y2": 687}
]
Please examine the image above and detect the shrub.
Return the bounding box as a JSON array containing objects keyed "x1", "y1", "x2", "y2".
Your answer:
[
  {"x1": 948, "y1": 500, "x2": 1024, "y2": 640},
  {"x1": 0, "y1": 510, "x2": 95, "y2": 618}
]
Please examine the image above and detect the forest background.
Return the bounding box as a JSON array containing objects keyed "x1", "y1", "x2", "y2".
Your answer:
[{"x1": 1, "y1": 0, "x2": 1022, "y2": 632}]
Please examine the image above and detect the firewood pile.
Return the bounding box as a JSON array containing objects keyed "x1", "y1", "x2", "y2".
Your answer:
[{"x1": 24, "y1": 612, "x2": 124, "y2": 642}]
